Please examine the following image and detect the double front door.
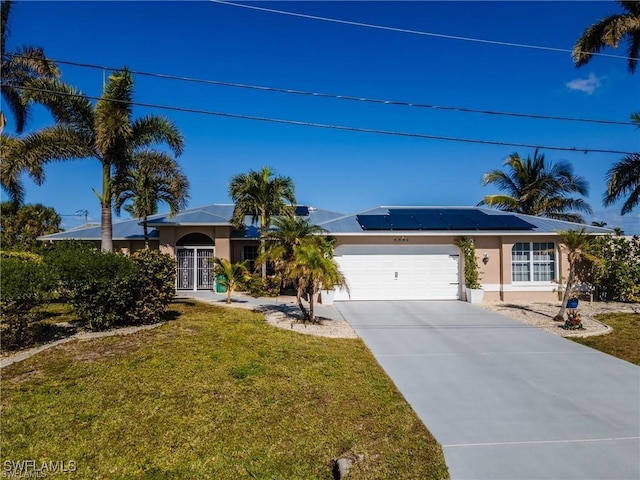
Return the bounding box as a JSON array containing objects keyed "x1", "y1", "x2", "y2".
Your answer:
[{"x1": 176, "y1": 247, "x2": 215, "y2": 290}]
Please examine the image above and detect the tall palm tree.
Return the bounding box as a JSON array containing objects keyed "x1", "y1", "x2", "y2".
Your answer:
[
  {"x1": 1, "y1": 0, "x2": 58, "y2": 133},
  {"x1": 479, "y1": 149, "x2": 593, "y2": 223},
  {"x1": 229, "y1": 166, "x2": 296, "y2": 277},
  {"x1": 554, "y1": 229, "x2": 597, "y2": 321},
  {"x1": 18, "y1": 70, "x2": 184, "y2": 251},
  {"x1": 286, "y1": 239, "x2": 347, "y2": 323},
  {"x1": 572, "y1": 1, "x2": 640, "y2": 73},
  {"x1": 115, "y1": 151, "x2": 190, "y2": 248},
  {"x1": 604, "y1": 115, "x2": 640, "y2": 215}
]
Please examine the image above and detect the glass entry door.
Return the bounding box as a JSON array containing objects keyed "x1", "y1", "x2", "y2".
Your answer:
[{"x1": 177, "y1": 247, "x2": 214, "y2": 290}]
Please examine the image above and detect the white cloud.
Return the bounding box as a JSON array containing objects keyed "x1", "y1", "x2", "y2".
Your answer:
[{"x1": 566, "y1": 73, "x2": 602, "y2": 95}]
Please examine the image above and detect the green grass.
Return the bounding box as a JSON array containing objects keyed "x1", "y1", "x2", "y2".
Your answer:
[
  {"x1": 570, "y1": 312, "x2": 640, "y2": 365},
  {"x1": 1, "y1": 300, "x2": 449, "y2": 479}
]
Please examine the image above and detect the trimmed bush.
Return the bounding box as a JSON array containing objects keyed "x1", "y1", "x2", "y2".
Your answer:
[
  {"x1": 45, "y1": 242, "x2": 175, "y2": 331},
  {"x1": 129, "y1": 249, "x2": 176, "y2": 325},
  {"x1": 0, "y1": 255, "x2": 56, "y2": 349}
]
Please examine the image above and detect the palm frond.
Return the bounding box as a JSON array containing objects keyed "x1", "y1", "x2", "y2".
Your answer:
[{"x1": 604, "y1": 153, "x2": 640, "y2": 214}]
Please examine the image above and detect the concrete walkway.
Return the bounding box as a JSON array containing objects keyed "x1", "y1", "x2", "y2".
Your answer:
[{"x1": 336, "y1": 300, "x2": 640, "y2": 480}]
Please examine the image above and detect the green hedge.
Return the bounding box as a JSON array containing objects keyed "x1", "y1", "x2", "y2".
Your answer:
[
  {"x1": 0, "y1": 255, "x2": 56, "y2": 349},
  {"x1": 45, "y1": 242, "x2": 176, "y2": 331}
]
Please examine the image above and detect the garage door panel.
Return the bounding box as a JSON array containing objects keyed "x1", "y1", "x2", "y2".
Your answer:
[{"x1": 334, "y1": 250, "x2": 460, "y2": 301}]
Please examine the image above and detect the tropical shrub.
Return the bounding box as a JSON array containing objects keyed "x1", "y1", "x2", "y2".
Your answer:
[
  {"x1": 0, "y1": 254, "x2": 56, "y2": 349},
  {"x1": 45, "y1": 242, "x2": 175, "y2": 330},
  {"x1": 456, "y1": 237, "x2": 481, "y2": 289},
  {"x1": 129, "y1": 249, "x2": 176, "y2": 324},
  {"x1": 242, "y1": 273, "x2": 281, "y2": 298},
  {"x1": 576, "y1": 235, "x2": 640, "y2": 302}
]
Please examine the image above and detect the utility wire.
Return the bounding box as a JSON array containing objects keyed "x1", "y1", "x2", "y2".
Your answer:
[
  {"x1": 6, "y1": 53, "x2": 634, "y2": 127},
  {"x1": 211, "y1": 0, "x2": 635, "y2": 63},
  {"x1": 7, "y1": 83, "x2": 635, "y2": 156}
]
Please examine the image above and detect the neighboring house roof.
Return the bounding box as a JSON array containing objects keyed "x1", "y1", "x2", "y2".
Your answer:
[
  {"x1": 40, "y1": 217, "x2": 160, "y2": 241},
  {"x1": 39, "y1": 204, "x2": 614, "y2": 241}
]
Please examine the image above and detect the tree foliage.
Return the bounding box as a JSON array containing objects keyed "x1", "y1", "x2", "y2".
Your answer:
[
  {"x1": 479, "y1": 149, "x2": 592, "y2": 223},
  {"x1": 0, "y1": 0, "x2": 59, "y2": 133},
  {"x1": 212, "y1": 258, "x2": 249, "y2": 304},
  {"x1": 572, "y1": 0, "x2": 640, "y2": 73},
  {"x1": 0, "y1": 201, "x2": 61, "y2": 250},
  {"x1": 229, "y1": 166, "x2": 296, "y2": 277},
  {"x1": 456, "y1": 237, "x2": 481, "y2": 289},
  {"x1": 18, "y1": 70, "x2": 184, "y2": 251},
  {"x1": 286, "y1": 238, "x2": 347, "y2": 323},
  {"x1": 115, "y1": 150, "x2": 190, "y2": 248},
  {"x1": 603, "y1": 115, "x2": 640, "y2": 215},
  {"x1": 575, "y1": 234, "x2": 640, "y2": 303},
  {"x1": 554, "y1": 229, "x2": 599, "y2": 321},
  {"x1": 0, "y1": 252, "x2": 56, "y2": 349}
]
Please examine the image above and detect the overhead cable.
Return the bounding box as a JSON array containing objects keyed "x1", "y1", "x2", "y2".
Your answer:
[
  {"x1": 210, "y1": 0, "x2": 635, "y2": 63},
  {"x1": 7, "y1": 53, "x2": 634, "y2": 127},
  {"x1": 8, "y1": 83, "x2": 635, "y2": 156}
]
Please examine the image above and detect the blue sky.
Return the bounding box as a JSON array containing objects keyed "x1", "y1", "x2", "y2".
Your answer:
[{"x1": 5, "y1": 1, "x2": 639, "y2": 233}]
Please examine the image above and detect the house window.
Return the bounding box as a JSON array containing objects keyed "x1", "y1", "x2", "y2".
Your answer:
[
  {"x1": 511, "y1": 242, "x2": 555, "y2": 282},
  {"x1": 242, "y1": 245, "x2": 259, "y2": 272}
]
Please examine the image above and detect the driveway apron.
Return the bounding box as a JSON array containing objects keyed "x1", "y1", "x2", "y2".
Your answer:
[{"x1": 336, "y1": 301, "x2": 640, "y2": 480}]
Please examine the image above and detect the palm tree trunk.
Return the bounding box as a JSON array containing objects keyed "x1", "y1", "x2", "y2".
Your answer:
[
  {"x1": 143, "y1": 215, "x2": 149, "y2": 249},
  {"x1": 296, "y1": 281, "x2": 309, "y2": 322},
  {"x1": 100, "y1": 163, "x2": 113, "y2": 252},
  {"x1": 308, "y1": 287, "x2": 315, "y2": 323},
  {"x1": 557, "y1": 265, "x2": 576, "y2": 320},
  {"x1": 101, "y1": 202, "x2": 113, "y2": 252}
]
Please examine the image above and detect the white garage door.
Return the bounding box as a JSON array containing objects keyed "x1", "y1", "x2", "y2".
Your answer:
[{"x1": 333, "y1": 245, "x2": 461, "y2": 301}]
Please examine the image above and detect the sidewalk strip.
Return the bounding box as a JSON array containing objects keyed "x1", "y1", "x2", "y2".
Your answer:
[{"x1": 444, "y1": 436, "x2": 640, "y2": 448}]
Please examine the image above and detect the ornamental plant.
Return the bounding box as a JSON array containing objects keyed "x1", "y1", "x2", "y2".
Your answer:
[{"x1": 456, "y1": 237, "x2": 481, "y2": 289}]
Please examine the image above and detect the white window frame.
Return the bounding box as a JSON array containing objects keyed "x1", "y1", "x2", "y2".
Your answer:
[{"x1": 511, "y1": 242, "x2": 556, "y2": 283}]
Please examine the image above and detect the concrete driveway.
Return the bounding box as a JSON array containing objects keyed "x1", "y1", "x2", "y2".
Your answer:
[{"x1": 335, "y1": 301, "x2": 640, "y2": 480}]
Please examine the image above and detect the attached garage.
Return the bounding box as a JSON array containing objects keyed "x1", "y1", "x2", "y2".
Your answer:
[{"x1": 333, "y1": 244, "x2": 461, "y2": 301}]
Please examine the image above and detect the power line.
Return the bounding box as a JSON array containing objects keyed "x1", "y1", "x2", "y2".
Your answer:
[
  {"x1": 8, "y1": 83, "x2": 635, "y2": 156},
  {"x1": 210, "y1": 0, "x2": 635, "y2": 63},
  {"x1": 7, "y1": 53, "x2": 634, "y2": 127}
]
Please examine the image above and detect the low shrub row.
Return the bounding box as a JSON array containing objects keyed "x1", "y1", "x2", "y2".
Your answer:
[{"x1": 0, "y1": 242, "x2": 176, "y2": 350}]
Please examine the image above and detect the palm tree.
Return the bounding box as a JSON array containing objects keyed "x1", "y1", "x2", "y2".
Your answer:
[
  {"x1": 603, "y1": 115, "x2": 640, "y2": 215},
  {"x1": 286, "y1": 239, "x2": 347, "y2": 323},
  {"x1": 229, "y1": 166, "x2": 296, "y2": 277},
  {"x1": 259, "y1": 216, "x2": 328, "y2": 294},
  {"x1": 554, "y1": 229, "x2": 598, "y2": 321},
  {"x1": 572, "y1": 1, "x2": 640, "y2": 73},
  {"x1": 18, "y1": 70, "x2": 184, "y2": 251},
  {"x1": 479, "y1": 149, "x2": 593, "y2": 223},
  {"x1": 1, "y1": 0, "x2": 58, "y2": 133},
  {"x1": 212, "y1": 258, "x2": 249, "y2": 304},
  {"x1": 115, "y1": 151, "x2": 190, "y2": 248}
]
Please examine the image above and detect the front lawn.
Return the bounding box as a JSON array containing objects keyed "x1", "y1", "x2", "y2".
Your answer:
[
  {"x1": 1, "y1": 300, "x2": 449, "y2": 479},
  {"x1": 570, "y1": 312, "x2": 640, "y2": 365}
]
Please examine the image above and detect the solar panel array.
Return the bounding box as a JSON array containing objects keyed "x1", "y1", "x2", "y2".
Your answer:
[
  {"x1": 356, "y1": 208, "x2": 536, "y2": 231},
  {"x1": 294, "y1": 206, "x2": 310, "y2": 216}
]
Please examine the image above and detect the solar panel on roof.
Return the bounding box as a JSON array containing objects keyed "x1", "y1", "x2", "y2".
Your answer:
[
  {"x1": 356, "y1": 210, "x2": 536, "y2": 231},
  {"x1": 412, "y1": 214, "x2": 449, "y2": 230},
  {"x1": 357, "y1": 215, "x2": 392, "y2": 230},
  {"x1": 294, "y1": 206, "x2": 310, "y2": 216},
  {"x1": 388, "y1": 215, "x2": 421, "y2": 230}
]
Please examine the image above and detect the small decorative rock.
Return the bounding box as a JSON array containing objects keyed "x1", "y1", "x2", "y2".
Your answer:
[{"x1": 331, "y1": 454, "x2": 364, "y2": 479}]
